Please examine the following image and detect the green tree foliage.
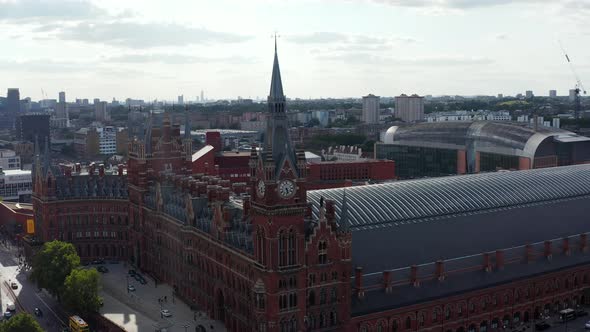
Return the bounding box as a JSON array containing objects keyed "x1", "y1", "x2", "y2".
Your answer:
[
  {"x1": 63, "y1": 268, "x2": 102, "y2": 316},
  {"x1": 0, "y1": 313, "x2": 44, "y2": 332},
  {"x1": 31, "y1": 240, "x2": 80, "y2": 301}
]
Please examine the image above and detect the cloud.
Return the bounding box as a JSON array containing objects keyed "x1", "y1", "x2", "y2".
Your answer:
[
  {"x1": 0, "y1": 58, "x2": 88, "y2": 73},
  {"x1": 286, "y1": 32, "x2": 349, "y2": 44},
  {"x1": 107, "y1": 53, "x2": 259, "y2": 65},
  {"x1": 0, "y1": 0, "x2": 106, "y2": 21},
  {"x1": 317, "y1": 53, "x2": 494, "y2": 66},
  {"x1": 495, "y1": 33, "x2": 508, "y2": 40},
  {"x1": 370, "y1": 0, "x2": 548, "y2": 9},
  {"x1": 45, "y1": 21, "x2": 251, "y2": 48}
]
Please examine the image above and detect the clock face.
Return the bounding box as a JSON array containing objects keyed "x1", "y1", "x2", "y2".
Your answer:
[
  {"x1": 278, "y1": 180, "x2": 296, "y2": 198},
  {"x1": 257, "y1": 180, "x2": 266, "y2": 197}
]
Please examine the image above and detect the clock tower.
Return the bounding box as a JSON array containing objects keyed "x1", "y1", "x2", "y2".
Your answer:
[{"x1": 249, "y1": 38, "x2": 309, "y2": 331}]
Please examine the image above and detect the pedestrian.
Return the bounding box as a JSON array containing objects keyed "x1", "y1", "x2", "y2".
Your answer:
[{"x1": 164, "y1": 295, "x2": 167, "y2": 302}]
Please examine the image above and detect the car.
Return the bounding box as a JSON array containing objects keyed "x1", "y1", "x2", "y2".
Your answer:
[
  {"x1": 97, "y1": 266, "x2": 109, "y2": 273},
  {"x1": 535, "y1": 322, "x2": 551, "y2": 331},
  {"x1": 128, "y1": 269, "x2": 136, "y2": 276},
  {"x1": 134, "y1": 274, "x2": 142, "y2": 281},
  {"x1": 127, "y1": 285, "x2": 136, "y2": 292},
  {"x1": 34, "y1": 307, "x2": 42, "y2": 317},
  {"x1": 10, "y1": 282, "x2": 17, "y2": 289},
  {"x1": 3, "y1": 311, "x2": 12, "y2": 320},
  {"x1": 161, "y1": 309, "x2": 172, "y2": 317},
  {"x1": 578, "y1": 310, "x2": 589, "y2": 317},
  {"x1": 586, "y1": 320, "x2": 590, "y2": 329},
  {"x1": 6, "y1": 303, "x2": 15, "y2": 312},
  {"x1": 139, "y1": 277, "x2": 147, "y2": 285}
]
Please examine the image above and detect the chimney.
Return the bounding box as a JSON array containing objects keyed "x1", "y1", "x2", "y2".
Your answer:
[
  {"x1": 544, "y1": 241, "x2": 552, "y2": 260},
  {"x1": 411, "y1": 265, "x2": 420, "y2": 287},
  {"x1": 89, "y1": 163, "x2": 95, "y2": 175},
  {"x1": 382, "y1": 271, "x2": 392, "y2": 293},
  {"x1": 495, "y1": 250, "x2": 504, "y2": 270},
  {"x1": 525, "y1": 244, "x2": 534, "y2": 263},
  {"x1": 99, "y1": 164, "x2": 105, "y2": 177},
  {"x1": 483, "y1": 252, "x2": 492, "y2": 272},
  {"x1": 75, "y1": 163, "x2": 81, "y2": 173},
  {"x1": 118, "y1": 164, "x2": 124, "y2": 176},
  {"x1": 563, "y1": 237, "x2": 571, "y2": 256},
  {"x1": 581, "y1": 234, "x2": 588, "y2": 252},
  {"x1": 435, "y1": 260, "x2": 445, "y2": 281},
  {"x1": 355, "y1": 267, "x2": 364, "y2": 299}
]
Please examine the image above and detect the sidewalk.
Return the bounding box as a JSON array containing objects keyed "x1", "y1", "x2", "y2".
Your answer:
[{"x1": 99, "y1": 263, "x2": 226, "y2": 332}]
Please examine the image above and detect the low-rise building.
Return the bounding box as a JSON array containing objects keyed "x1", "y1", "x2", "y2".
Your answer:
[
  {"x1": 74, "y1": 128, "x2": 100, "y2": 158},
  {"x1": 0, "y1": 150, "x2": 21, "y2": 170},
  {"x1": 0, "y1": 169, "x2": 32, "y2": 202}
]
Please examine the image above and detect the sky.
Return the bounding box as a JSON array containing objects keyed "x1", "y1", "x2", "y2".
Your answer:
[{"x1": 0, "y1": 0, "x2": 589, "y2": 101}]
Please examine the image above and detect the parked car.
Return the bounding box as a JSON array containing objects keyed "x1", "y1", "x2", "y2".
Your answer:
[
  {"x1": 161, "y1": 309, "x2": 172, "y2": 317},
  {"x1": 139, "y1": 278, "x2": 147, "y2": 285},
  {"x1": 34, "y1": 308, "x2": 42, "y2": 317},
  {"x1": 6, "y1": 303, "x2": 15, "y2": 312},
  {"x1": 585, "y1": 320, "x2": 590, "y2": 329},
  {"x1": 97, "y1": 266, "x2": 109, "y2": 273},
  {"x1": 3, "y1": 311, "x2": 12, "y2": 320},
  {"x1": 577, "y1": 310, "x2": 589, "y2": 317},
  {"x1": 134, "y1": 274, "x2": 142, "y2": 281},
  {"x1": 10, "y1": 282, "x2": 17, "y2": 289},
  {"x1": 535, "y1": 322, "x2": 551, "y2": 331},
  {"x1": 128, "y1": 269, "x2": 136, "y2": 276},
  {"x1": 127, "y1": 285, "x2": 136, "y2": 292}
]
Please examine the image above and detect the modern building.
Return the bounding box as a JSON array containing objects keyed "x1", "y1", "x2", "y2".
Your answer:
[
  {"x1": 362, "y1": 94, "x2": 380, "y2": 124},
  {"x1": 74, "y1": 128, "x2": 100, "y2": 158},
  {"x1": 394, "y1": 94, "x2": 424, "y2": 122},
  {"x1": 570, "y1": 89, "x2": 578, "y2": 101},
  {"x1": 15, "y1": 114, "x2": 50, "y2": 146},
  {"x1": 549, "y1": 90, "x2": 557, "y2": 98},
  {"x1": 30, "y1": 43, "x2": 590, "y2": 332},
  {"x1": 97, "y1": 127, "x2": 117, "y2": 155},
  {"x1": 59, "y1": 91, "x2": 66, "y2": 103},
  {"x1": 0, "y1": 150, "x2": 21, "y2": 170},
  {"x1": 376, "y1": 121, "x2": 590, "y2": 179},
  {"x1": 322, "y1": 146, "x2": 366, "y2": 162},
  {"x1": 526, "y1": 90, "x2": 534, "y2": 98},
  {"x1": 426, "y1": 110, "x2": 511, "y2": 122},
  {"x1": 178, "y1": 95, "x2": 184, "y2": 105},
  {"x1": 95, "y1": 101, "x2": 110, "y2": 122},
  {"x1": 1, "y1": 88, "x2": 20, "y2": 129},
  {"x1": 0, "y1": 169, "x2": 32, "y2": 202}
]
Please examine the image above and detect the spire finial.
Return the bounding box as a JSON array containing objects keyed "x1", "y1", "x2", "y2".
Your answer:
[{"x1": 274, "y1": 31, "x2": 278, "y2": 54}]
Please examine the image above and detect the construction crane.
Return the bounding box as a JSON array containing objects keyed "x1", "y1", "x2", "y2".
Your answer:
[{"x1": 559, "y1": 41, "x2": 587, "y2": 119}]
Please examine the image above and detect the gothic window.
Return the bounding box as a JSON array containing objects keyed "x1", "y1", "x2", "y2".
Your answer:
[
  {"x1": 432, "y1": 308, "x2": 439, "y2": 322},
  {"x1": 318, "y1": 240, "x2": 327, "y2": 264},
  {"x1": 376, "y1": 321, "x2": 384, "y2": 332},
  {"x1": 278, "y1": 230, "x2": 287, "y2": 267},
  {"x1": 330, "y1": 311, "x2": 337, "y2": 326},
  {"x1": 255, "y1": 293, "x2": 265, "y2": 310},
  {"x1": 445, "y1": 306, "x2": 451, "y2": 320},
  {"x1": 256, "y1": 228, "x2": 266, "y2": 265},
  {"x1": 288, "y1": 230, "x2": 296, "y2": 265},
  {"x1": 288, "y1": 292, "x2": 297, "y2": 308},
  {"x1": 418, "y1": 313, "x2": 425, "y2": 327},
  {"x1": 405, "y1": 316, "x2": 412, "y2": 329},
  {"x1": 320, "y1": 288, "x2": 327, "y2": 305},
  {"x1": 330, "y1": 287, "x2": 337, "y2": 303},
  {"x1": 308, "y1": 290, "x2": 316, "y2": 306}
]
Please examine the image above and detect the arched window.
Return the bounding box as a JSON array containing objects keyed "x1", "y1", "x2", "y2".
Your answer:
[
  {"x1": 432, "y1": 308, "x2": 439, "y2": 322},
  {"x1": 278, "y1": 230, "x2": 287, "y2": 267},
  {"x1": 280, "y1": 319, "x2": 287, "y2": 332},
  {"x1": 445, "y1": 306, "x2": 451, "y2": 320},
  {"x1": 467, "y1": 324, "x2": 476, "y2": 332},
  {"x1": 330, "y1": 287, "x2": 337, "y2": 303},
  {"x1": 288, "y1": 230, "x2": 296, "y2": 265},
  {"x1": 418, "y1": 313, "x2": 425, "y2": 327},
  {"x1": 376, "y1": 320, "x2": 384, "y2": 332},
  {"x1": 256, "y1": 228, "x2": 266, "y2": 265},
  {"x1": 392, "y1": 319, "x2": 399, "y2": 332},
  {"x1": 320, "y1": 288, "x2": 327, "y2": 305},
  {"x1": 480, "y1": 321, "x2": 488, "y2": 332},
  {"x1": 330, "y1": 311, "x2": 337, "y2": 326},
  {"x1": 308, "y1": 290, "x2": 316, "y2": 306},
  {"x1": 318, "y1": 240, "x2": 327, "y2": 264},
  {"x1": 405, "y1": 316, "x2": 412, "y2": 329}
]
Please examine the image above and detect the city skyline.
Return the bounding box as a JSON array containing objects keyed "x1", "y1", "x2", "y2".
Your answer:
[{"x1": 0, "y1": 0, "x2": 588, "y2": 101}]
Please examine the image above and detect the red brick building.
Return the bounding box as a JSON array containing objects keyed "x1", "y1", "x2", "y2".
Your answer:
[
  {"x1": 306, "y1": 160, "x2": 395, "y2": 190},
  {"x1": 31, "y1": 42, "x2": 590, "y2": 332}
]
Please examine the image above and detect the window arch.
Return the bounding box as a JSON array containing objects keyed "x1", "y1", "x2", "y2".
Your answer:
[
  {"x1": 405, "y1": 316, "x2": 412, "y2": 329},
  {"x1": 256, "y1": 227, "x2": 266, "y2": 265},
  {"x1": 278, "y1": 230, "x2": 287, "y2": 267},
  {"x1": 418, "y1": 312, "x2": 425, "y2": 327},
  {"x1": 318, "y1": 240, "x2": 328, "y2": 264},
  {"x1": 433, "y1": 307, "x2": 441, "y2": 322},
  {"x1": 287, "y1": 229, "x2": 296, "y2": 266}
]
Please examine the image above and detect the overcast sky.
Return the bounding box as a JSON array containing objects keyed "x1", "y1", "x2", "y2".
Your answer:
[{"x1": 0, "y1": 0, "x2": 589, "y2": 101}]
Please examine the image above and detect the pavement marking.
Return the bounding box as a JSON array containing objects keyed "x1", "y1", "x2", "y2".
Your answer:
[{"x1": 33, "y1": 290, "x2": 66, "y2": 326}]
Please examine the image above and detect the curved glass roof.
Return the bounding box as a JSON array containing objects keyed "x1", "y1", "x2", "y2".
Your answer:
[{"x1": 307, "y1": 164, "x2": 590, "y2": 230}]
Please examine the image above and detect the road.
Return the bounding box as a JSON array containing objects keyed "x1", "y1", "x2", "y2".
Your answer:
[{"x1": 0, "y1": 239, "x2": 67, "y2": 331}]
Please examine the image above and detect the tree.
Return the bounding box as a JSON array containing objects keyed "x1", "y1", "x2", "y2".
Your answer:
[
  {"x1": 0, "y1": 313, "x2": 44, "y2": 332},
  {"x1": 63, "y1": 268, "x2": 102, "y2": 316},
  {"x1": 31, "y1": 240, "x2": 80, "y2": 301}
]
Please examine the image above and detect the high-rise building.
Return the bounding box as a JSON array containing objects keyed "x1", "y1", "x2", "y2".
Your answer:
[
  {"x1": 15, "y1": 114, "x2": 50, "y2": 146},
  {"x1": 394, "y1": 94, "x2": 424, "y2": 123},
  {"x1": 95, "y1": 101, "x2": 110, "y2": 122},
  {"x1": 361, "y1": 94, "x2": 380, "y2": 124},
  {"x1": 58, "y1": 91, "x2": 66, "y2": 103},
  {"x1": 497, "y1": 94, "x2": 503, "y2": 99},
  {"x1": 526, "y1": 90, "x2": 534, "y2": 98},
  {"x1": 549, "y1": 90, "x2": 557, "y2": 98},
  {"x1": 6, "y1": 89, "x2": 20, "y2": 114},
  {"x1": 178, "y1": 95, "x2": 184, "y2": 105},
  {"x1": 93, "y1": 98, "x2": 100, "y2": 105},
  {"x1": 200, "y1": 90, "x2": 204, "y2": 103}
]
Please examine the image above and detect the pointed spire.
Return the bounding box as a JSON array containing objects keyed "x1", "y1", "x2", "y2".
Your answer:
[
  {"x1": 43, "y1": 137, "x2": 51, "y2": 172},
  {"x1": 184, "y1": 107, "x2": 191, "y2": 140},
  {"x1": 269, "y1": 35, "x2": 284, "y2": 100},
  {"x1": 340, "y1": 189, "x2": 350, "y2": 231}
]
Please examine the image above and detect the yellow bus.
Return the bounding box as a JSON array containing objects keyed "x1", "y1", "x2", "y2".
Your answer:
[{"x1": 69, "y1": 315, "x2": 89, "y2": 332}]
